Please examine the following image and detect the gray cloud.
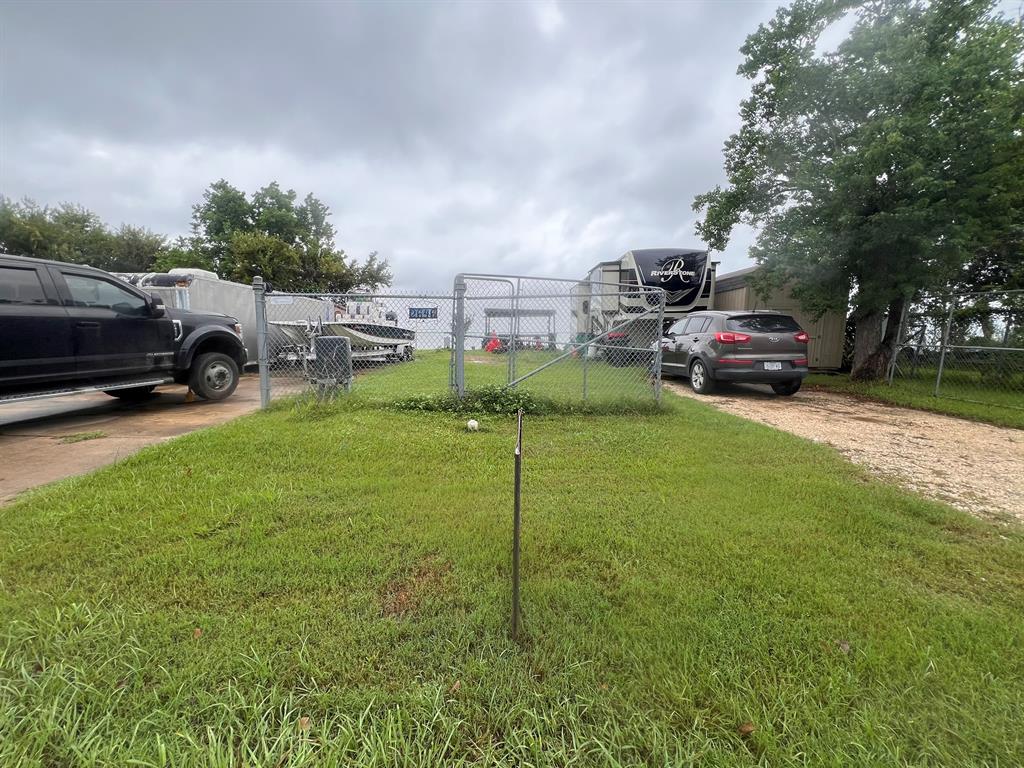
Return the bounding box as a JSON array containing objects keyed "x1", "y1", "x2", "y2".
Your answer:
[{"x1": 0, "y1": 0, "x2": 778, "y2": 289}]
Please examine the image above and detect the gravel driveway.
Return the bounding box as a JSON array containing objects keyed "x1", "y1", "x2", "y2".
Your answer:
[{"x1": 664, "y1": 381, "x2": 1024, "y2": 523}]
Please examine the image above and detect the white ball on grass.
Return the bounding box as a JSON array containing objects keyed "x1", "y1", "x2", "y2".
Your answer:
[{"x1": 466, "y1": 419, "x2": 479, "y2": 432}]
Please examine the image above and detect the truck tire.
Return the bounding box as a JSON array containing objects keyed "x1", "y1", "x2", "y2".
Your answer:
[
  {"x1": 104, "y1": 385, "x2": 156, "y2": 401},
  {"x1": 188, "y1": 352, "x2": 239, "y2": 401},
  {"x1": 689, "y1": 359, "x2": 715, "y2": 394}
]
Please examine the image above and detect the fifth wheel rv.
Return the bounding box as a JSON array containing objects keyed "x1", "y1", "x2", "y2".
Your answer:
[{"x1": 572, "y1": 248, "x2": 717, "y2": 357}]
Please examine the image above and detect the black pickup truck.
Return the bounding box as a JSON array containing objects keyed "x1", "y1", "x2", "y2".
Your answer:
[{"x1": 0, "y1": 254, "x2": 247, "y2": 402}]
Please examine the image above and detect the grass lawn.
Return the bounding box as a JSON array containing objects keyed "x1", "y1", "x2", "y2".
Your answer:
[
  {"x1": 2, "y1": 375, "x2": 1023, "y2": 764},
  {"x1": 345, "y1": 348, "x2": 659, "y2": 406},
  {"x1": 805, "y1": 372, "x2": 1024, "y2": 429}
]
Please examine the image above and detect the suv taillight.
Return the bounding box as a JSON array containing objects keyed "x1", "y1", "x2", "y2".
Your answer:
[
  {"x1": 714, "y1": 331, "x2": 752, "y2": 344},
  {"x1": 794, "y1": 331, "x2": 809, "y2": 343}
]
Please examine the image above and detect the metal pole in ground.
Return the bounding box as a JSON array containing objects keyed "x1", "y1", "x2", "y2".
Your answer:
[
  {"x1": 581, "y1": 280, "x2": 590, "y2": 401},
  {"x1": 934, "y1": 298, "x2": 956, "y2": 397},
  {"x1": 654, "y1": 290, "x2": 665, "y2": 403},
  {"x1": 887, "y1": 299, "x2": 909, "y2": 385},
  {"x1": 453, "y1": 275, "x2": 467, "y2": 398},
  {"x1": 511, "y1": 409, "x2": 523, "y2": 641},
  {"x1": 252, "y1": 276, "x2": 270, "y2": 409}
]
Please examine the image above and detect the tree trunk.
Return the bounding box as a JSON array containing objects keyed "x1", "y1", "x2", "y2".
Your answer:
[{"x1": 850, "y1": 297, "x2": 906, "y2": 381}]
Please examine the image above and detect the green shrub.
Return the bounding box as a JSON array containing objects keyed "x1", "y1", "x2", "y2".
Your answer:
[{"x1": 392, "y1": 385, "x2": 664, "y2": 416}]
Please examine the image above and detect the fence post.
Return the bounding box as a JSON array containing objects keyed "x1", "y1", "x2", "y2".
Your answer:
[
  {"x1": 934, "y1": 299, "x2": 956, "y2": 397},
  {"x1": 509, "y1": 278, "x2": 521, "y2": 385},
  {"x1": 653, "y1": 290, "x2": 665, "y2": 403},
  {"x1": 582, "y1": 342, "x2": 589, "y2": 400},
  {"x1": 252, "y1": 276, "x2": 270, "y2": 409},
  {"x1": 453, "y1": 274, "x2": 467, "y2": 398},
  {"x1": 886, "y1": 299, "x2": 909, "y2": 385}
]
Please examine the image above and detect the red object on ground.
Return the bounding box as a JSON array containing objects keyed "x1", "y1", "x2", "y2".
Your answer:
[{"x1": 485, "y1": 333, "x2": 502, "y2": 353}]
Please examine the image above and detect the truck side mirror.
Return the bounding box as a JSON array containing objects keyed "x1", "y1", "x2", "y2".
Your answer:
[{"x1": 149, "y1": 294, "x2": 166, "y2": 318}]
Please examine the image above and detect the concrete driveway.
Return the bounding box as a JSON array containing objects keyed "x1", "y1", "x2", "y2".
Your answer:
[{"x1": 0, "y1": 376, "x2": 261, "y2": 504}]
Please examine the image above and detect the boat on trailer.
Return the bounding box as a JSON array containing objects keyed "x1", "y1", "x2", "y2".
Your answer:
[{"x1": 271, "y1": 297, "x2": 416, "y2": 363}]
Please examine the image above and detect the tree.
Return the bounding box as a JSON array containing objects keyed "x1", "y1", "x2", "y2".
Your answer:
[
  {"x1": 0, "y1": 197, "x2": 165, "y2": 272},
  {"x1": 151, "y1": 237, "x2": 215, "y2": 273},
  {"x1": 189, "y1": 180, "x2": 252, "y2": 273},
  {"x1": 224, "y1": 230, "x2": 301, "y2": 287},
  {"x1": 694, "y1": 0, "x2": 1024, "y2": 379},
  {"x1": 188, "y1": 180, "x2": 392, "y2": 293}
]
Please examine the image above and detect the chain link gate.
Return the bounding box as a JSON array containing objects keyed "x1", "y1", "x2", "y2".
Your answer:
[
  {"x1": 888, "y1": 289, "x2": 1024, "y2": 411},
  {"x1": 451, "y1": 274, "x2": 666, "y2": 404}
]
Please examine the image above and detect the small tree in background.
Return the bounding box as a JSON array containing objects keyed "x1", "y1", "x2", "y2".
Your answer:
[
  {"x1": 694, "y1": 0, "x2": 1023, "y2": 380},
  {"x1": 189, "y1": 180, "x2": 391, "y2": 293}
]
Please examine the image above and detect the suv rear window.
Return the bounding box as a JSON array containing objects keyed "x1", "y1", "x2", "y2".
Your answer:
[{"x1": 726, "y1": 314, "x2": 801, "y2": 333}]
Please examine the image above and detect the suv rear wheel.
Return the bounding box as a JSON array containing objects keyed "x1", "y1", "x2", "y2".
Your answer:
[
  {"x1": 189, "y1": 352, "x2": 239, "y2": 401},
  {"x1": 689, "y1": 359, "x2": 715, "y2": 394},
  {"x1": 771, "y1": 380, "x2": 801, "y2": 396}
]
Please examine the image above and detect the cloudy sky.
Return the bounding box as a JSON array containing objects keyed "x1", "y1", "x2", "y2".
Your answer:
[{"x1": 1, "y1": 1, "x2": 795, "y2": 288}]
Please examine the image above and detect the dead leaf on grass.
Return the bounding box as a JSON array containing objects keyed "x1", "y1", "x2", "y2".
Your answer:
[
  {"x1": 837, "y1": 639, "x2": 851, "y2": 654},
  {"x1": 449, "y1": 679, "x2": 461, "y2": 694},
  {"x1": 298, "y1": 716, "x2": 312, "y2": 732},
  {"x1": 193, "y1": 627, "x2": 203, "y2": 639},
  {"x1": 738, "y1": 721, "x2": 756, "y2": 736}
]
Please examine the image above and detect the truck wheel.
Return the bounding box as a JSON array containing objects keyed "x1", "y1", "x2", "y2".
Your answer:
[
  {"x1": 689, "y1": 360, "x2": 715, "y2": 394},
  {"x1": 189, "y1": 352, "x2": 239, "y2": 401},
  {"x1": 104, "y1": 385, "x2": 156, "y2": 401},
  {"x1": 771, "y1": 380, "x2": 801, "y2": 396}
]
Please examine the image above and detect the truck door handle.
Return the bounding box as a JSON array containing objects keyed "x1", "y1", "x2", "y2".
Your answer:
[{"x1": 76, "y1": 321, "x2": 99, "y2": 328}]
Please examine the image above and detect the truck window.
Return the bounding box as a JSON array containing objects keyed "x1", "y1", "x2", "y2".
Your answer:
[
  {"x1": 64, "y1": 273, "x2": 148, "y2": 316},
  {"x1": 0, "y1": 266, "x2": 49, "y2": 304}
]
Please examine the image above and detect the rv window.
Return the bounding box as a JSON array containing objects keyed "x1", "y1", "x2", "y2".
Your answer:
[{"x1": 727, "y1": 315, "x2": 801, "y2": 333}]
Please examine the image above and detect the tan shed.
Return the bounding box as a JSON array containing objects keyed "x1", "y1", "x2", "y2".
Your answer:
[{"x1": 712, "y1": 267, "x2": 846, "y2": 370}]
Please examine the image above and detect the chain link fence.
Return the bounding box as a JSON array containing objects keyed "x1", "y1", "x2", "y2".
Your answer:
[
  {"x1": 252, "y1": 273, "x2": 666, "y2": 407},
  {"x1": 888, "y1": 289, "x2": 1024, "y2": 411},
  {"x1": 252, "y1": 277, "x2": 456, "y2": 404}
]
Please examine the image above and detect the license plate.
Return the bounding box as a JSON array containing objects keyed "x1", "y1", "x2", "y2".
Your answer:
[{"x1": 764, "y1": 361, "x2": 783, "y2": 371}]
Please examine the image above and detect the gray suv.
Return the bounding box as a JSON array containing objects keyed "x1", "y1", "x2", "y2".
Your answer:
[{"x1": 662, "y1": 310, "x2": 809, "y2": 396}]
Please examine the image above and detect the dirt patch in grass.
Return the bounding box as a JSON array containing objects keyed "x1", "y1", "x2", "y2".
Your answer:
[
  {"x1": 381, "y1": 557, "x2": 452, "y2": 617},
  {"x1": 465, "y1": 355, "x2": 504, "y2": 366},
  {"x1": 57, "y1": 431, "x2": 107, "y2": 444}
]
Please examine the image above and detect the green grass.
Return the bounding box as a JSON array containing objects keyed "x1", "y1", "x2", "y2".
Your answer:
[
  {"x1": 806, "y1": 371, "x2": 1024, "y2": 429},
  {"x1": 349, "y1": 349, "x2": 658, "y2": 406},
  {"x1": 2, "y1": 373, "x2": 1023, "y2": 765}
]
